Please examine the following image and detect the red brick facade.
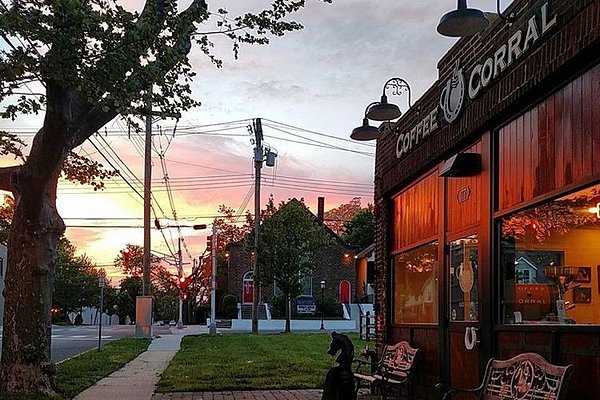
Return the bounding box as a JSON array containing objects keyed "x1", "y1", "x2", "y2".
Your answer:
[{"x1": 223, "y1": 204, "x2": 357, "y2": 308}]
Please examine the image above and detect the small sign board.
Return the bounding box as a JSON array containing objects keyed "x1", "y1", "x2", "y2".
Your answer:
[
  {"x1": 296, "y1": 297, "x2": 316, "y2": 314},
  {"x1": 98, "y1": 270, "x2": 106, "y2": 288}
]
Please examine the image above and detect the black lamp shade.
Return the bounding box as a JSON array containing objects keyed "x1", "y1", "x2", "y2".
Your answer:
[
  {"x1": 437, "y1": 7, "x2": 489, "y2": 37},
  {"x1": 350, "y1": 118, "x2": 380, "y2": 141},
  {"x1": 366, "y1": 102, "x2": 402, "y2": 121}
]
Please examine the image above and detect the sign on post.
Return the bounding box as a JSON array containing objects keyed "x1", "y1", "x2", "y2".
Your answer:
[{"x1": 98, "y1": 269, "x2": 106, "y2": 351}]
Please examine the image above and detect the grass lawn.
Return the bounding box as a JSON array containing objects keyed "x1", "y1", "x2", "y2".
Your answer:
[
  {"x1": 54, "y1": 337, "x2": 151, "y2": 399},
  {"x1": 156, "y1": 332, "x2": 368, "y2": 393}
]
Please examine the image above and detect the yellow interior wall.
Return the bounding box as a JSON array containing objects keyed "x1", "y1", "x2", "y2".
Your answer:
[{"x1": 522, "y1": 227, "x2": 600, "y2": 324}]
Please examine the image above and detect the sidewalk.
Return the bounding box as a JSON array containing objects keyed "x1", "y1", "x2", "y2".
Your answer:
[
  {"x1": 74, "y1": 325, "x2": 206, "y2": 400},
  {"x1": 74, "y1": 325, "x2": 375, "y2": 400}
]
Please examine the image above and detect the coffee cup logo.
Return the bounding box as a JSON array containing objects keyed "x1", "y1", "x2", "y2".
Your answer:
[{"x1": 440, "y1": 60, "x2": 465, "y2": 123}]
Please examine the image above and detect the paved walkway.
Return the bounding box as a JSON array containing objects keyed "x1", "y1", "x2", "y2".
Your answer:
[
  {"x1": 74, "y1": 326, "x2": 198, "y2": 400},
  {"x1": 74, "y1": 325, "x2": 376, "y2": 400}
]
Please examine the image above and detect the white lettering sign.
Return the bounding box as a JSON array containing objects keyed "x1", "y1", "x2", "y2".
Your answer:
[
  {"x1": 468, "y1": 3, "x2": 556, "y2": 99},
  {"x1": 395, "y1": 109, "x2": 438, "y2": 158}
]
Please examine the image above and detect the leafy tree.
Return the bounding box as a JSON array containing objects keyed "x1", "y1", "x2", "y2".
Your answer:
[
  {"x1": 118, "y1": 275, "x2": 143, "y2": 323},
  {"x1": 214, "y1": 204, "x2": 254, "y2": 248},
  {"x1": 0, "y1": 0, "x2": 330, "y2": 393},
  {"x1": 0, "y1": 195, "x2": 15, "y2": 243},
  {"x1": 53, "y1": 238, "x2": 100, "y2": 321},
  {"x1": 100, "y1": 285, "x2": 119, "y2": 324},
  {"x1": 342, "y1": 208, "x2": 375, "y2": 250},
  {"x1": 115, "y1": 244, "x2": 180, "y2": 322},
  {"x1": 249, "y1": 199, "x2": 334, "y2": 333},
  {"x1": 323, "y1": 197, "x2": 364, "y2": 235}
]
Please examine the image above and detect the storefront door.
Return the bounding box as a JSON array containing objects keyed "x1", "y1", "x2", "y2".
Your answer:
[{"x1": 447, "y1": 234, "x2": 481, "y2": 393}]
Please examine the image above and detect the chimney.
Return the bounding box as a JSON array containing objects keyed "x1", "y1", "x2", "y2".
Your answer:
[{"x1": 317, "y1": 197, "x2": 325, "y2": 222}]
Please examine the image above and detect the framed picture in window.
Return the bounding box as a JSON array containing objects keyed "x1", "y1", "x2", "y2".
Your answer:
[
  {"x1": 574, "y1": 267, "x2": 591, "y2": 283},
  {"x1": 573, "y1": 287, "x2": 592, "y2": 304}
]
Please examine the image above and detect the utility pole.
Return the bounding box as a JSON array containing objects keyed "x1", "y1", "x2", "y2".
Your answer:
[
  {"x1": 252, "y1": 118, "x2": 263, "y2": 333},
  {"x1": 177, "y1": 238, "x2": 184, "y2": 329},
  {"x1": 249, "y1": 118, "x2": 277, "y2": 333},
  {"x1": 209, "y1": 223, "x2": 217, "y2": 335},
  {"x1": 135, "y1": 86, "x2": 154, "y2": 339},
  {"x1": 143, "y1": 89, "x2": 152, "y2": 296}
]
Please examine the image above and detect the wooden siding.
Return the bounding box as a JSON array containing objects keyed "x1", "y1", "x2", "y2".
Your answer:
[
  {"x1": 450, "y1": 331, "x2": 480, "y2": 397},
  {"x1": 446, "y1": 142, "x2": 482, "y2": 233},
  {"x1": 392, "y1": 172, "x2": 439, "y2": 253},
  {"x1": 498, "y1": 65, "x2": 600, "y2": 211}
]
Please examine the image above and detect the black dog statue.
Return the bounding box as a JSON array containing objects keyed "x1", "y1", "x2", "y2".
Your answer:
[{"x1": 322, "y1": 331, "x2": 356, "y2": 400}]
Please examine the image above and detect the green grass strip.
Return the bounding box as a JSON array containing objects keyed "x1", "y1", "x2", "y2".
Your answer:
[
  {"x1": 156, "y1": 332, "x2": 368, "y2": 393},
  {"x1": 0, "y1": 337, "x2": 151, "y2": 400},
  {"x1": 54, "y1": 337, "x2": 151, "y2": 399}
]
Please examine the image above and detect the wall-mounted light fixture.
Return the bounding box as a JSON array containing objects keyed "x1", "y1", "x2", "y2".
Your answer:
[
  {"x1": 350, "y1": 78, "x2": 412, "y2": 141},
  {"x1": 367, "y1": 78, "x2": 412, "y2": 121},
  {"x1": 437, "y1": 0, "x2": 515, "y2": 37},
  {"x1": 439, "y1": 152, "x2": 482, "y2": 177},
  {"x1": 350, "y1": 102, "x2": 381, "y2": 141}
]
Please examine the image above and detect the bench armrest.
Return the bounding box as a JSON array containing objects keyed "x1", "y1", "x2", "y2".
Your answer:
[
  {"x1": 379, "y1": 364, "x2": 409, "y2": 384},
  {"x1": 353, "y1": 359, "x2": 378, "y2": 373},
  {"x1": 436, "y1": 383, "x2": 483, "y2": 400}
]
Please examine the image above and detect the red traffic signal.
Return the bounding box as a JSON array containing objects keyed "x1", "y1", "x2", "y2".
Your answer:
[
  {"x1": 178, "y1": 276, "x2": 191, "y2": 291},
  {"x1": 122, "y1": 248, "x2": 131, "y2": 267}
]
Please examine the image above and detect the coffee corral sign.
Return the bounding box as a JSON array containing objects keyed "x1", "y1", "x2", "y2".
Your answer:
[{"x1": 396, "y1": 2, "x2": 557, "y2": 159}]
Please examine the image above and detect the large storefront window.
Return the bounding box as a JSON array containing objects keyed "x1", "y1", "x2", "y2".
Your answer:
[
  {"x1": 500, "y1": 183, "x2": 600, "y2": 325},
  {"x1": 393, "y1": 241, "x2": 439, "y2": 324},
  {"x1": 449, "y1": 236, "x2": 479, "y2": 322}
]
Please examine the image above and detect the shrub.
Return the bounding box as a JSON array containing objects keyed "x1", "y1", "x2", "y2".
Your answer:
[
  {"x1": 74, "y1": 313, "x2": 84, "y2": 325},
  {"x1": 270, "y1": 294, "x2": 286, "y2": 318},
  {"x1": 219, "y1": 294, "x2": 239, "y2": 319},
  {"x1": 319, "y1": 295, "x2": 342, "y2": 318}
]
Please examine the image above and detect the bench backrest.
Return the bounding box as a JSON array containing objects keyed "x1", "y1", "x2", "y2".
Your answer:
[
  {"x1": 379, "y1": 341, "x2": 419, "y2": 378},
  {"x1": 479, "y1": 352, "x2": 573, "y2": 400}
]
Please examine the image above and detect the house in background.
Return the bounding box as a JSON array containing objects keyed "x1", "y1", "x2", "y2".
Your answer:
[
  {"x1": 221, "y1": 198, "x2": 358, "y2": 319},
  {"x1": 354, "y1": 244, "x2": 375, "y2": 304}
]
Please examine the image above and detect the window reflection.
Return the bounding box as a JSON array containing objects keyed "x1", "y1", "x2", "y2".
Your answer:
[
  {"x1": 449, "y1": 236, "x2": 478, "y2": 322},
  {"x1": 393, "y1": 242, "x2": 439, "y2": 324},
  {"x1": 501, "y1": 184, "x2": 600, "y2": 324}
]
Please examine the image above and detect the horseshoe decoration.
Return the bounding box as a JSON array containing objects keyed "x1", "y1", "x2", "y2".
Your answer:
[{"x1": 464, "y1": 326, "x2": 479, "y2": 350}]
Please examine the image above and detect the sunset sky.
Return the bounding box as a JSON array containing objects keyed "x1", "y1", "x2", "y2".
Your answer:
[{"x1": 0, "y1": 0, "x2": 474, "y2": 282}]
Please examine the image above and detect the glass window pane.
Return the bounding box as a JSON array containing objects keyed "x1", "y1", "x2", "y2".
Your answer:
[
  {"x1": 393, "y1": 241, "x2": 439, "y2": 324},
  {"x1": 500, "y1": 183, "x2": 600, "y2": 325},
  {"x1": 449, "y1": 236, "x2": 479, "y2": 322}
]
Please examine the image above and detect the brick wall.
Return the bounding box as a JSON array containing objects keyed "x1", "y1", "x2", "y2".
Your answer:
[{"x1": 225, "y1": 239, "x2": 356, "y2": 304}]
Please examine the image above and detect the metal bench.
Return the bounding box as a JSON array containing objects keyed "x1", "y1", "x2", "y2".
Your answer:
[
  {"x1": 441, "y1": 352, "x2": 574, "y2": 400},
  {"x1": 353, "y1": 341, "x2": 419, "y2": 399}
]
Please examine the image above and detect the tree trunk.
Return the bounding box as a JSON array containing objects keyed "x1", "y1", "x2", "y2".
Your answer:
[
  {"x1": 0, "y1": 110, "x2": 67, "y2": 394},
  {"x1": 0, "y1": 179, "x2": 64, "y2": 394}
]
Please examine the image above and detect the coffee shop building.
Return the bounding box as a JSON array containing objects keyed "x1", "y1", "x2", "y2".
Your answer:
[{"x1": 371, "y1": 0, "x2": 600, "y2": 398}]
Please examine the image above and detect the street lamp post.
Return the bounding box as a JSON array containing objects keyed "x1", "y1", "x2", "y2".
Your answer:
[{"x1": 320, "y1": 280, "x2": 326, "y2": 330}]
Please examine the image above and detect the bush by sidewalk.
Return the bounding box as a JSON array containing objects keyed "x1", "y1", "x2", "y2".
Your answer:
[{"x1": 156, "y1": 332, "x2": 367, "y2": 393}]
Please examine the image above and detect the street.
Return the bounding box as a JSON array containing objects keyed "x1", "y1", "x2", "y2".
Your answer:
[{"x1": 0, "y1": 324, "x2": 171, "y2": 362}]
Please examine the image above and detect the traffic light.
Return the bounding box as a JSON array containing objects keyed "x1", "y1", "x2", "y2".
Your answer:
[
  {"x1": 122, "y1": 248, "x2": 131, "y2": 268},
  {"x1": 178, "y1": 275, "x2": 191, "y2": 299}
]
